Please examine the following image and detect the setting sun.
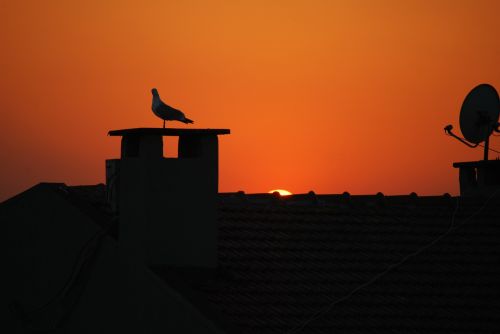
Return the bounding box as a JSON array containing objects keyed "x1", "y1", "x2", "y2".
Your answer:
[{"x1": 268, "y1": 189, "x2": 293, "y2": 196}]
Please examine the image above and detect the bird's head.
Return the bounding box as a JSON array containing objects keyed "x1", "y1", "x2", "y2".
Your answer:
[{"x1": 151, "y1": 88, "x2": 159, "y2": 96}]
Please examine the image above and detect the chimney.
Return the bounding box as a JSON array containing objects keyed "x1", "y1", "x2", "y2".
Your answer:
[
  {"x1": 106, "y1": 128, "x2": 230, "y2": 269},
  {"x1": 453, "y1": 160, "x2": 500, "y2": 197}
]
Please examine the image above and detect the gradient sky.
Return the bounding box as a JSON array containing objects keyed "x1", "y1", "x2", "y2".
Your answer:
[{"x1": 1, "y1": 0, "x2": 500, "y2": 201}]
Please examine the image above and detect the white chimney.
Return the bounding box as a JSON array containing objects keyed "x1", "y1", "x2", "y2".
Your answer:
[{"x1": 106, "y1": 128, "x2": 230, "y2": 269}]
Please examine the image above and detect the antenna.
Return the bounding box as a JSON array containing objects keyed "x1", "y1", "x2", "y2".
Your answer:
[{"x1": 445, "y1": 83, "x2": 500, "y2": 160}]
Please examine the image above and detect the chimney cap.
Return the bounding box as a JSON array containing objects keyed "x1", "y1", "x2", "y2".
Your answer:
[{"x1": 108, "y1": 127, "x2": 230, "y2": 137}]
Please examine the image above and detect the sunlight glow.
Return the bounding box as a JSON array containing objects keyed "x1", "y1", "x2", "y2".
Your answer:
[
  {"x1": 2, "y1": 1, "x2": 498, "y2": 200},
  {"x1": 268, "y1": 189, "x2": 293, "y2": 196}
]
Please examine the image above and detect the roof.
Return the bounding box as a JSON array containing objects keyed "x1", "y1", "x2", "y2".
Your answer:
[
  {"x1": 21, "y1": 185, "x2": 500, "y2": 333},
  {"x1": 207, "y1": 192, "x2": 500, "y2": 333}
]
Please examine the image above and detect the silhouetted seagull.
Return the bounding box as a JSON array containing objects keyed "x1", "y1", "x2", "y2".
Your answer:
[{"x1": 151, "y1": 88, "x2": 194, "y2": 128}]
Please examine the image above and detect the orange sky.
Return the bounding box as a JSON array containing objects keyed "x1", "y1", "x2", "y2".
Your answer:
[{"x1": 2, "y1": 0, "x2": 500, "y2": 201}]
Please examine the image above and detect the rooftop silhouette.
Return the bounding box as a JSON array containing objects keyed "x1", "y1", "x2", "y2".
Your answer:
[
  {"x1": 3, "y1": 117, "x2": 500, "y2": 333},
  {"x1": 4, "y1": 183, "x2": 500, "y2": 333}
]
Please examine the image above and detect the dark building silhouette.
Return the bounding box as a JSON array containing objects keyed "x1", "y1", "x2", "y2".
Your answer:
[
  {"x1": 106, "y1": 128, "x2": 229, "y2": 268},
  {"x1": 445, "y1": 83, "x2": 500, "y2": 197},
  {"x1": 453, "y1": 160, "x2": 500, "y2": 196},
  {"x1": 3, "y1": 127, "x2": 500, "y2": 333}
]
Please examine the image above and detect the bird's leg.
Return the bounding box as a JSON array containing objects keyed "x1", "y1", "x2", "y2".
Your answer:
[{"x1": 163, "y1": 120, "x2": 165, "y2": 129}]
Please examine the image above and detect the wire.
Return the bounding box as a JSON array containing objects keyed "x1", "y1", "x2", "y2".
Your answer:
[
  {"x1": 10, "y1": 230, "x2": 108, "y2": 331},
  {"x1": 445, "y1": 133, "x2": 500, "y2": 154},
  {"x1": 287, "y1": 190, "x2": 499, "y2": 334},
  {"x1": 477, "y1": 143, "x2": 500, "y2": 154}
]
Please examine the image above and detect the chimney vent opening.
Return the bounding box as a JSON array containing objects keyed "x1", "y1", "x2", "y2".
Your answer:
[{"x1": 163, "y1": 136, "x2": 179, "y2": 158}]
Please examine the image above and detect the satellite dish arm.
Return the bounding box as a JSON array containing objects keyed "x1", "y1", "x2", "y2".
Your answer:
[{"x1": 444, "y1": 124, "x2": 479, "y2": 148}]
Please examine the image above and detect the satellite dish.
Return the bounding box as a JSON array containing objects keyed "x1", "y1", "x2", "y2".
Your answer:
[
  {"x1": 460, "y1": 84, "x2": 500, "y2": 144},
  {"x1": 444, "y1": 83, "x2": 500, "y2": 160}
]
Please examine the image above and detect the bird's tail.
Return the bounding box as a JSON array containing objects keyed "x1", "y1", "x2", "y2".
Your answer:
[{"x1": 183, "y1": 118, "x2": 194, "y2": 124}]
